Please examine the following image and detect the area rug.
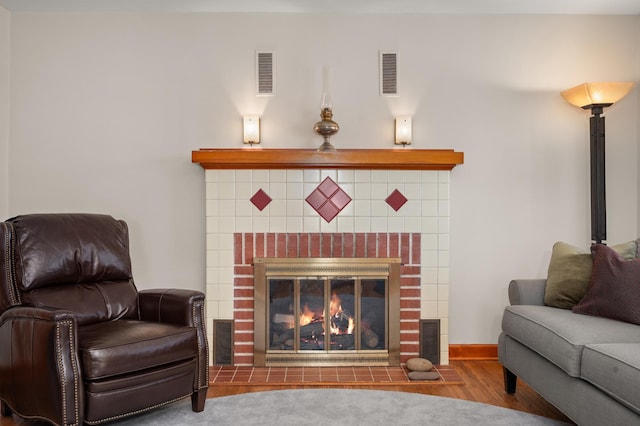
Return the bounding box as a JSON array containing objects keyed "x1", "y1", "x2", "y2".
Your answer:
[{"x1": 111, "y1": 389, "x2": 569, "y2": 425}]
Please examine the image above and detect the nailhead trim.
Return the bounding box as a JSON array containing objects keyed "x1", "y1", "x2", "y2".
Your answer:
[
  {"x1": 192, "y1": 299, "x2": 210, "y2": 389},
  {"x1": 68, "y1": 321, "x2": 80, "y2": 425},
  {"x1": 84, "y1": 394, "x2": 192, "y2": 425},
  {"x1": 55, "y1": 322, "x2": 68, "y2": 425},
  {"x1": 55, "y1": 320, "x2": 80, "y2": 426},
  {"x1": 1, "y1": 223, "x2": 20, "y2": 306}
]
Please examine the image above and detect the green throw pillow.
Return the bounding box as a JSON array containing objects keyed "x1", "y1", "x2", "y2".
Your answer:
[{"x1": 544, "y1": 239, "x2": 639, "y2": 309}]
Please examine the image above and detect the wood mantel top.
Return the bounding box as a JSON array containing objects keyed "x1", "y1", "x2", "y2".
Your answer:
[{"x1": 192, "y1": 148, "x2": 464, "y2": 170}]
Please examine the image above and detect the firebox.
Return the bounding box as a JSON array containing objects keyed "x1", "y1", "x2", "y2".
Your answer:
[{"x1": 254, "y1": 257, "x2": 401, "y2": 367}]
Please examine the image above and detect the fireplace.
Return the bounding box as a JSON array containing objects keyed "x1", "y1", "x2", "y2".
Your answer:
[
  {"x1": 192, "y1": 148, "x2": 464, "y2": 367},
  {"x1": 234, "y1": 231, "x2": 423, "y2": 366},
  {"x1": 254, "y1": 257, "x2": 401, "y2": 366}
]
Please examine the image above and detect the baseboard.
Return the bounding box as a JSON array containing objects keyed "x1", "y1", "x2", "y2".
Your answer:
[{"x1": 449, "y1": 344, "x2": 498, "y2": 360}]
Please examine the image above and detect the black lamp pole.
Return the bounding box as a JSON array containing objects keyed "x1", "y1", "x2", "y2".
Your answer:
[
  {"x1": 585, "y1": 104, "x2": 610, "y2": 244},
  {"x1": 562, "y1": 82, "x2": 634, "y2": 245}
]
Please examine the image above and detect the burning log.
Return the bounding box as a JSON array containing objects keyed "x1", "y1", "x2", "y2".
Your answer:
[
  {"x1": 273, "y1": 313, "x2": 295, "y2": 327},
  {"x1": 362, "y1": 328, "x2": 379, "y2": 348},
  {"x1": 300, "y1": 321, "x2": 325, "y2": 349},
  {"x1": 330, "y1": 334, "x2": 355, "y2": 350},
  {"x1": 270, "y1": 313, "x2": 295, "y2": 349},
  {"x1": 271, "y1": 327, "x2": 294, "y2": 347},
  {"x1": 330, "y1": 310, "x2": 353, "y2": 334},
  {"x1": 300, "y1": 320, "x2": 324, "y2": 338}
]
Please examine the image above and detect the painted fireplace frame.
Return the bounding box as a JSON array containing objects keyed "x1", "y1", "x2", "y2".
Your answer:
[{"x1": 193, "y1": 148, "x2": 464, "y2": 366}]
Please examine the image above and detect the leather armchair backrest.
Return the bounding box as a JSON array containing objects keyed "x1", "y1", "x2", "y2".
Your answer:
[
  {"x1": 4, "y1": 213, "x2": 139, "y2": 325},
  {"x1": 11, "y1": 214, "x2": 132, "y2": 290}
]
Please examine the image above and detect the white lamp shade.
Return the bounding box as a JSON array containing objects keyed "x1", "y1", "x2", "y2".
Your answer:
[
  {"x1": 394, "y1": 116, "x2": 412, "y2": 145},
  {"x1": 243, "y1": 116, "x2": 260, "y2": 144}
]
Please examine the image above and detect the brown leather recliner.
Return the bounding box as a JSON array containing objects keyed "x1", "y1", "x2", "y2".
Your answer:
[{"x1": 0, "y1": 213, "x2": 209, "y2": 425}]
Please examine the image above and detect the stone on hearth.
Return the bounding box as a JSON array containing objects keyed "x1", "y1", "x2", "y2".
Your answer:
[
  {"x1": 406, "y1": 357, "x2": 433, "y2": 372},
  {"x1": 408, "y1": 371, "x2": 440, "y2": 381}
]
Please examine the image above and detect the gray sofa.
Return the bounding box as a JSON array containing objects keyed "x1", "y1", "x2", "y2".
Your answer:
[{"x1": 499, "y1": 279, "x2": 640, "y2": 426}]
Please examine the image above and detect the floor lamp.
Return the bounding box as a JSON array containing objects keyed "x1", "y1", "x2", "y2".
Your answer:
[{"x1": 561, "y1": 82, "x2": 634, "y2": 244}]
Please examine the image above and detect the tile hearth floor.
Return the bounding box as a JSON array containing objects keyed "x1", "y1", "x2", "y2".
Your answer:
[{"x1": 210, "y1": 365, "x2": 462, "y2": 385}]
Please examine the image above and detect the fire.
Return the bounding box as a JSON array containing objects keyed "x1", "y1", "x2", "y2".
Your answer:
[
  {"x1": 329, "y1": 293, "x2": 354, "y2": 335},
  {"x1": 299, "y1": 304, "x2": 316, "y2": 327},
  {"x1": 329, "y1": 315, "x2": 355, "y2": 335},
  {"x1": 299, "y1": 292, "x2": 355, "y2": 336}
]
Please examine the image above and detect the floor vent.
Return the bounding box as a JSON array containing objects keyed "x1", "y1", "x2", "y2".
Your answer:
[
  {"x1": 419, "y1": 319, "x2": 440, "y2": 365},
  {"x1": 213, "y1": 319, "x2": 234, "y2": 365},
  {"x1": 256, "y1": 51, "x2": 275, "y2": 96}
]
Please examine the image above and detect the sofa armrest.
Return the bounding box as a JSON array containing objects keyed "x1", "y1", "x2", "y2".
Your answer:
[
  {"x1": 138, "y1": 289, "x2": 209, "y2": 392},
  {"x1": 0, "y1": 306, "x2": 82, "y2": 425},
  {"x1": 508, "y1": 279, "x2": 547, "y2": 306}
]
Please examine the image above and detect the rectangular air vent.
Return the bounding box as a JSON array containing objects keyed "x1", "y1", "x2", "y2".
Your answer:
[
  {"x1": 256, "y1": 51, "x2": 275, "y2": 96},
  {"x1": 419, "y1": 319, "x2": 440, "y2": 365},
  {"x1": 379, "y1": 51, "x2": 398, "y2": 96},
  {"x1": 213, "y1": 319, "x2": 234, "y2": 365}
]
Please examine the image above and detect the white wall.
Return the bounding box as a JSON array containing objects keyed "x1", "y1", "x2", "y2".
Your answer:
[
  {"x1": 7, "y1": 13, "x2": 640, "y2": 344},
  {"x1": 0, "y1": 5, "x2": 9, "y2": 219}
]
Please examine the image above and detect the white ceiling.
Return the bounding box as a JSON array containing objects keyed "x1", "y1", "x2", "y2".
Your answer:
[{"x1": 0, "y1": 0, "x2": 639, "y2": 14}]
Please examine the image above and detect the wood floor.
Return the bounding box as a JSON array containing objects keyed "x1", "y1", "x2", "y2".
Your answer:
[{"x1": 0, "y1": 360, "x2": 574, "y2": 425}]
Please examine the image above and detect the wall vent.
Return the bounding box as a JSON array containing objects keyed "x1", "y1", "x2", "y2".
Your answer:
[
  {"x1": 256, "y1": 51, "x2": 275, "y2": 96},
  {"x1": 419, "y1": 319, "x2": 440, "y2": 365},
  {"x1": 213, "y1": 319, "x2": 234, "y2": 365},
  {"x1": 379, "y1": 51, "x2": 398, "y2": 96}
]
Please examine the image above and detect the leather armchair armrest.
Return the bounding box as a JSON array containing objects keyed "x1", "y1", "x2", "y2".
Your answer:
[
  {"x1": 138, "y1": 289, "x2": 205, "y2": 327},
  {"x1": 508, "y1": 279, "x2": 547, "y2": 306},
  {"x1": 0, "y1": 306, "x2": 83, "y2": 425},
  {"x1": 138, "y1": 289, "x2": 209, "y2": 393}
]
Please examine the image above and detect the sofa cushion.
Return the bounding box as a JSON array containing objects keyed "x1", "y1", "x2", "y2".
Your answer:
[
  {"x1": 581, "y1": 343, "x2": 640, "y2": 415},
  {"x1": 502, "y1": 305, "x2": 640, "y2": 376},
  {"x1": 573, "y1": 244, "x2": 640, "y2": 325},
  {"x1": 544, "y1": 240, "x2": 638, "y2": 309},
  {"x1": 78, "y1": 320, "x2": 197, "y2": 380}
]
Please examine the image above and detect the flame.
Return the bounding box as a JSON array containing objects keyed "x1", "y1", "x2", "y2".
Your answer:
[
  {"x1": 299, "y1": 304, "x2": 316, "y2": 327},
  {"x1": 329, "y1": 297, "x2": 340, "y2": 317},
  {"x1": 299, "y1": 294, "x2": 355, "y2": 336},
  {"x1": 329, "y1": 293, "x2": 354, "y2": 335}
]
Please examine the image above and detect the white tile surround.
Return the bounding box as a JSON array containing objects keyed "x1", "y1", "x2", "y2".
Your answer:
[{"x1": 205, "y1": 168, "x2": 451, "y2": 364}]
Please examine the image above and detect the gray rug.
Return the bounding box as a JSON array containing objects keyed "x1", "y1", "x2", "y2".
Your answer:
[{"x1": 110, "y1": 389, "x2": 569, "y2": 425}]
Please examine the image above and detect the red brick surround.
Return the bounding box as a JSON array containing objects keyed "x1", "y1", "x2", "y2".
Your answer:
[{"x1": 233, "y1": 232, "x2": 421, "y2": 366}]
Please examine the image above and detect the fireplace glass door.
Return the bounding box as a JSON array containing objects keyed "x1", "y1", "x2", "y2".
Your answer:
[
  {"x1": 268, "y1": 277, "x2": 387, "y2": 353},
  {"x1": 254, "y1": 258, "x2": 400, "y2": 366}
]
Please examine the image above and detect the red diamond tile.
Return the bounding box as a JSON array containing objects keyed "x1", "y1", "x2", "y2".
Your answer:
[
  {"x1": 305, "y1": 177, "x2": 352, "y2": 223},
  {"x1": 386, "y1": 189, "x2": 408, "y2": 211},
  {"x1": 250, "y1": 188, "x2": 272, "y2": 211},
  {"x1": 318, "y1": 177, "x2": 339, "y2": 196},
  {"x1": 331, "y1": 190, "x2": 352, "y2": 210},
  {"x1": 305, "y1": 190, "x2": 327, "y2": 211},
  {"x1": 317, "y1": 201, "x2": 341, "y2": 223}
]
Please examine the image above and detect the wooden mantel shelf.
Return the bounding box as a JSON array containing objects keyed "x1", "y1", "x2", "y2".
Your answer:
[{"x1": 192, "y1": 148, "x2": 464, "y2": 170}]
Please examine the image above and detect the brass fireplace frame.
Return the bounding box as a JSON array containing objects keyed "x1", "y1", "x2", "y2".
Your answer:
[{"x1": 253, "y1": 257, "x2": 401, "y2": 367}]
